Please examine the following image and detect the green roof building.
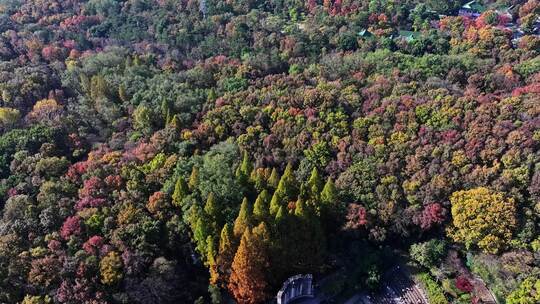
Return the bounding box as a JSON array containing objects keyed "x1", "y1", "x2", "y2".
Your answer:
[
  {"x1": 397, "y1": 30, "x2": 420, "y2": 42},
  {"x1": 357, "y1": 29, "x2": 373, "y2": 38},
  {"x1": 460, "y1": 1, "x2": 486, "y2": 17}
]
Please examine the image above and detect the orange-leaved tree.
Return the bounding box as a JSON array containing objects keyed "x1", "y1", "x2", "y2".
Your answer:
[{"x1": 228, "y1": 223, "x2": 270, "y2": 304}]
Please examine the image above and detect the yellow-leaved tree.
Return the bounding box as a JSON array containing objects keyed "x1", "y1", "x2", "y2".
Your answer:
[
  {"x1": 0, "y1": 107, "x2": 20, "y2": 128},
  {"x1": 448, "y1": 187, "x2": 516, "y2": 254},
  {"x1": 100, "y1": 251, "x2": 123, "y2": 285}
]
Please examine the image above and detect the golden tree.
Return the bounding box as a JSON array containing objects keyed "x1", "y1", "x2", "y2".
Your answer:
[
  {"x1": 228, "y1": 225, "x2": 270, "y2": 304},
  {"x1": 448, "y1": 187, "x2": 517, "y2": 254},
  {"x1": 100, "y1": 251, "x2": 123, "y2": 285}
]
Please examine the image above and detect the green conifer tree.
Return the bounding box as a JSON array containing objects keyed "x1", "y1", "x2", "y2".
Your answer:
[
  {"x1": 204, "y1": 192, "x2": 221, "y2": 232},
  {"x1": 319, "y1": 177, "x2": 340, "y2": 229},
  {"x1": 169, "y1": 114, "x2": 181, "y2": 131},
  {"x1": 194, "y1": 217, "x2": 210, "y2": 258},
  {"x1": 269, "y1": 191, "x2": 282, "y2": 216},
  {"x1": 90, "y1": 75, "x2": 107, "y2": 100},
  {"x1": 165, "y1": 108, "x2": 171, "y2": 125},
  {"x1": 293, "y1": 197, "x2": 326, "y2": 272},
  {"x1": 217, "y1": 223, "x2": 235, "y2": 287},
  {"x1": 207, "y1": 235, "x2": 219, "y2": 284},
  {"x1": 294, "y1": 197, "x2": 307, "y2": 217},
  {"x1": 275, "y1": 163, "x2": 297, "y2": 203},
  {"x1": 274, "y1": 205, "x2": 287, "y2": 225},
  {"x1": 253, "y1": 190, "x2": 270, "y2": 222},
  {"x1": 321, "y1": 177, "x2": 338, "y2": 205},
  {"x1": 234, "y1": 198, "x2": 252, "y2": 238},
  {"x1": 204, "y1": 193, "x2": 219, "y2": 219},
  {"x1": 172, "y1": 178, "x2": 189, "y2": 207},
  {"x1": 253, "y1": 222, "x2": 270, "y2": 247},
  {"x1": 307, "y1": 167, "x2": 323, "y2": 198},
  {"x1": 268, "y1": 168, "x2": 280, "y2": 189},
  {"x1": 161, "y1": 98, "x2": 172, "y2": 120},
  {"x1": 252, "y1": 168, "x2": 267, "y2": 191},
  {"x1": 236, "y1": 151, "x2": 253, "y2": 186},
  {"x1": 118, "y1": 84, "x2": 128, "y2": 102},
  {"x1": 240, "y1": 151, "x2": 253, "y2": 177},
  {"x1": 189, "y1": 166, "x2": 199, "y2": 190},
  {"x1": 272, "y1": 204, "x2": 295, "y2": 282}
]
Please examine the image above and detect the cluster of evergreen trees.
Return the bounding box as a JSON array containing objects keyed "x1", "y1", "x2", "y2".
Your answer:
[{"x1": 173, "y1": 154, "x2": 338, "y2": 302}]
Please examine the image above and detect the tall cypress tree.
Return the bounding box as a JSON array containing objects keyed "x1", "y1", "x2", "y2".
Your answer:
[
  {"x1": 269, "y1": 191, "x2": 282, "y2": 216},
  {"x1": 204, "y1": 193, "x2": 219, "y2": 220},
  {"x1": 189, "y1": 166, "x2": 199, "y2": 190},
  {"x1": 253, "y1": 190, "x2": 270, "y2": 222},
  {"x1": 172, "y1": 178, "x2": 189, "y2": 208},
  {"x1": 307, "y1": 167, "x2": 323, "y2": 198},
  {"x1": 234, "y1": 198, "x2": 252, "y2": 238},
  {"x1": 90, "y1": 75, "x2": 107, "y2": 100},
  {"x1": 294, "y1": 197, "x2": 307, "y2": 218},
  {"x1": 240, "y1": 151, "x2": 253, "y2": 178},
  {"x1": 321, "y1": 177, "x2": 338, "y2": 205},
  {"x1": 320, "y1": 177, "x2": 340, "y2": 234},
  {"x1": 207, "y1": 235, "x2": 218, "y2": 284},
  {"x1": 169, "y1": 114, "x2": 181, "y2": 131},
  {"x1": 228, "y1": 227, "x2": 270, "y2": 304},
  {"x1": 204, "y1": 192, "x2": 221, "y2": 233},
  {"x1": 250, "y1": 167, "x2": 258, "y2": 184},
  {"x1": 272, "y1": 205, "x2": 295, "y2": 282},
  {"x1": 161, "y1": 98, "x2": 172, "y2": 124},
  {"x1": 194, "y1": 217, "x2": 210, "y2": 258},
  {"x1": 251, "y1": 168, "x2": 267, "y2": 192},
  {"x1": 274, "y1": 205, "x2": 287, "y2": 225},
  {"x1": 253, "y1": 222, "x2": 270, "y2": 245},
  {"x1": 293, "y1": 198, "x2": 325, "y2": 272},
  {"x1": 118, "y1": 84, "x2": 128, "y2": 102},
  {"x1": 275, "y1": 163, "x2": 298, "y2": 203},
  {"x1": 217, "y1": 223, "x2": 235, "y2": 287},
  {"x1": 236, "y1": 151, "x2": 252, "y2": 186},
  {"x1": 268, "y1": 168, "x2": 280, "y2": 189}
]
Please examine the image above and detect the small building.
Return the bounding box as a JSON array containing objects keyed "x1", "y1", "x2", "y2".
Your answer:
[
  {"x1": 358, "y1": 29, "x2": 373, "y2": 38},
  {"x1": 396, "y1": 30, "x2": 420, "y2": 42},
  {"x1": 459, "y1": 1, "x2": 486, "y2": 18}
]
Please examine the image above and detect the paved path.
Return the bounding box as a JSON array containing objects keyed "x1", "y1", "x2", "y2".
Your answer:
[
  {"x1": 446, "y1": 250, "x2": 498, "y2": 304},
  {"x1": 344, "y1": 266, "x2": 429, "y2": 304},
  {"x1": 293, "y1": 264, "x2": 429, "y2": 304}
]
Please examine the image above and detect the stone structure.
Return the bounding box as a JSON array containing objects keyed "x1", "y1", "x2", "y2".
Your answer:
[{"x1": 276, "y1": 274, "x2": 314, "y2": 304}]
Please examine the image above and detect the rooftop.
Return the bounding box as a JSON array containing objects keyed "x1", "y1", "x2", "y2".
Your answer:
[
  {"x1": 397, "y1": 30, "x2": 421, "y2": 42},
  {"x1": 462, "y1": 1, "x2": 486, "y2": 13}
]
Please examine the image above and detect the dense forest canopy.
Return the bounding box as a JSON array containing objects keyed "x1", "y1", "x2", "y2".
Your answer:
[{"x1": 0, "y1": 0, "x2": 539, "y2": 303}]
